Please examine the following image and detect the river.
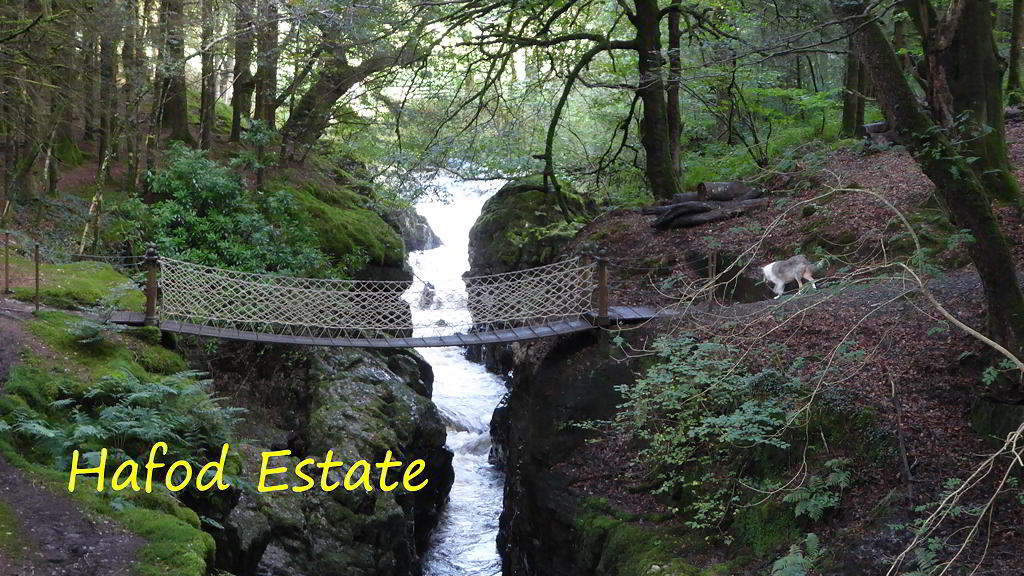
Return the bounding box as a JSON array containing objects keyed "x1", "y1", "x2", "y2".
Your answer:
[{"x1": 405, "y1": 175, "x2": 507, "y2": 576}]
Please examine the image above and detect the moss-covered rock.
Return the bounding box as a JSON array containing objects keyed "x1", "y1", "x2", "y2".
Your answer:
[
  {"x1": 285, "y1": 184, "x2": 405, "y2": 271},
  {"x1": 468, "y1": 174, "x2": 586, "y2": 275},
  {"x1": 217, "y1": 348, "x2": 453, "y2": 576}
]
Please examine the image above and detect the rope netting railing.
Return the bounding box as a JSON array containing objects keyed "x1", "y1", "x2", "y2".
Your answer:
[{"x1": 158, "y1": 256, "x2": 598, "y2": 339}]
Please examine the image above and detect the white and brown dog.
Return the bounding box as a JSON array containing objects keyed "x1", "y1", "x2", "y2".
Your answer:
[{"x1": 761, "y1": 255, "x2": 817, "y2": 299}]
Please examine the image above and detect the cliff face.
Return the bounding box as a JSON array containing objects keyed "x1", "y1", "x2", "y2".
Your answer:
[
  {"x1": 211, "y1": 346, "x2": 454, "y2": 576},
  {"x1": 492, "y1": 334, "x2": 691, "y2": 576},
  {"x1": 469, "y1": 184, "x2": 698, "y2": 576}
]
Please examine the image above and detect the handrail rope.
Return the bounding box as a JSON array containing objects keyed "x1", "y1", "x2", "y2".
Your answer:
[{"x1": 159, "y1": 254, "x2": 593, "y2": 287}]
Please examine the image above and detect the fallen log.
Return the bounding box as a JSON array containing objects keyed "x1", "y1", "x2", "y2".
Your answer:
[
  {"x1": 652, "y1": 198, "x2": 768, "y2": 230},
  {"x1": 668, "y1": 181, "x2": 762, "y2": 204},
  {"x1": 643, "y1": 199, "x2": 720, "y2": 216}
]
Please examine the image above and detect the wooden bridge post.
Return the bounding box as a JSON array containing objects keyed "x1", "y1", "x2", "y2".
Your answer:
[
  {"x1": 34, "y1": 243, "x2": 40, "y2": 311},
  {"x1": 3, "y1": 231, "x2": 9, "y2": 295},
  {"x1": 596, "y1": 252, "x2": 609, "y2": 326},
  {"x1": 144, "y1": 246, "x2": 160, "y2": 326}
]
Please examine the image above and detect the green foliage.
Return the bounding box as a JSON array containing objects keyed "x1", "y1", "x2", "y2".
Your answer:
[
  {"x1": 232, "y1": 119, "x2": 278, "y2": 172},
  {"x1": 771, "y1": 533, "x2": 825, "y2": 576},
  {"x1": 616, "y1": 336, "x2": 798, "y2": 497},
  {"x1": 147, "y1": 142, "x2": 329, "y2": 275},
  {"x1": 3, "y1": 368, "x2": 242, "y2": 471},
  {"x1": 782, "y1": 459, "x2": 852, "y2": 521},
  {"x1": 613, "y1": 336, "x2": 816, "y2": 546}
]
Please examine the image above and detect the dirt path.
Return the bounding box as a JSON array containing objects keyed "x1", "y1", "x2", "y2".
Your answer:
[
  {"x1": 0, "y1": 458, "x2": 141, "y2": 576},
  {"x1": 0, "y1": 305, "x2": 141, "y2": 576}
]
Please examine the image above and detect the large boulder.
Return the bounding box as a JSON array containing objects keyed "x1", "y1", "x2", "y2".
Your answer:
[
  {"x1": 467, "y1": 175, "x2": 585, "y2": 276},
  {"x1": 386, "y1": 209, "x2": 442, "y2": 253},
  {"x1": 216, "y1": 347, "x2": 453, "y2": 576}
]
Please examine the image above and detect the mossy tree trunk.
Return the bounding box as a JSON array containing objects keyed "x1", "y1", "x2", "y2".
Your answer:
[
  {"x1": 1009, "y1": 0, "x2": 1024, "y2": 105},
  {"x1": 667, "y1": 0, "x2": 683, "y2": 179},
  {"x1": 230, "y1": 0, "x2": 255, "y2": 142},
  {"x1": 199, "y1": 0, "x2": 215, "y2": 150},
  {"x1": 833, "y1": 0, "x2": 1024, "y2": 394},
  {"x1": 253, "y1": 0, "x2": 278, "y2": 129},
  {"x1": 903, "y1": 0, "x2": 1019, "y2": 203},
  {"x1": 159, "y1": 0, "x2": 194, "y2": 145},
  {"x1": 841, "y1": 40, "x2": 865, "y2": 137},
  {"x1": 634, "y1": 0, "x2": 681, "y2": 199}
]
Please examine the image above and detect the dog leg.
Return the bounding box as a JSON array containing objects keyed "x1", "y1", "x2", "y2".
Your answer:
[
  {"x1": 772, "y1": 280, "x2": 785, "y2": 299},
  {"x1": 803, "y1": 269, "x2": 816, "y2": 290}
]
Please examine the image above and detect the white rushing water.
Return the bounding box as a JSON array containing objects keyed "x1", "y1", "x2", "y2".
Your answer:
[{"x1": 407, "y1": 175, "x2": 507, "y2": 576}]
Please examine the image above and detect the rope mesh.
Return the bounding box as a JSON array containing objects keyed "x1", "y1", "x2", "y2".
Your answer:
[{"x1": 159, "y1": 257, "x2": 596, "y2": 339}]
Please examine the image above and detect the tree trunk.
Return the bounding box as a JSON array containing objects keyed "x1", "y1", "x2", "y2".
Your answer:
[
  {"x1": 52, "y1": 1, "x2": 77, "y2": 158},
  {"x1": 940, "y1": 0, "x2": 1017, "y2": 202},
  {"x1": 280, "y1": 54, "x2": 366, "y2": 158},
  {"x1": 81, "y1": 24, "x2": 98, "y2": 141},
  {"x1": 634, "y1": 0, "x2": 681, "y2": 199},
  {"x1": 841, "y1": 40, "x2": 863, "y2": 137},
  {"x1": 666, "y1": 0, "x2": 683, "y2": 179},
  {"x1": 160, "y1": 0, "x2": 193, "y2": 144},
  {"x1": 122, "y1": 0, "x2": 141, "y2": 190},
  {"x1": 906, "y1": 0, "x2": 1019, "y2": 202},
  {"x1": 254, "y1": 0, "x2": 278, "y2": 128},
  {"x1": 199, "y1": 0, "x2": 215, "y2": 149},
  {"x1": 230, "y1": 0, "x2": 255, "y2": 141},
  {"x1": 1008, "y1": 0, "x2": 1024, "y2": 104},
  {"x1": 97, "y1": 0, "x2": 120, "y2": 182},
  {"x1": 833, "y1": 0, "x2": 1024, "y2": 385}
]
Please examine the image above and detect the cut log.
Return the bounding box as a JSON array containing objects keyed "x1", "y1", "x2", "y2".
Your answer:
[
  {"x1": 668, "y1": 181, "x2": 762, "y2": 204},
  {"x1": 643, "y1": 200, "x2": 719, "y2": 216},
  {"x1": 652, "y1": 198, "x2": 767, "y2": 230}
]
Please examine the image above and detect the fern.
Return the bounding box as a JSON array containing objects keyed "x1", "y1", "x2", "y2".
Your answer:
[
  {"x1": 771, "y1": 533, "x2": 825, "y2": 576},
  {"x1": 783, "y1": 459, "x2": 852, "y2": 520}
]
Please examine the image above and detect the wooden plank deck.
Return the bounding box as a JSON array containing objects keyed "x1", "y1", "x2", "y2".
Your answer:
[{"x1": 108, "y1": 306, "x2": 672, "y2": 348}]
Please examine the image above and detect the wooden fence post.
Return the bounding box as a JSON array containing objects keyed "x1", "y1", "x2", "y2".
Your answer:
[
  {"x1": 707, "y1": 250, "x2": 718, "y2": 302},
  {"x1": 596, "y1": 252, "x2": 609, "y2": 326},
  {"x1": 3, "y1": 231, "x2": 9, "y2": 295},
  {"x1": 34, "y1": 243, "x2": 40, "y2": 311},
  {"x1": 144, "y1": 246, "x2": 159, "y2": 326}
]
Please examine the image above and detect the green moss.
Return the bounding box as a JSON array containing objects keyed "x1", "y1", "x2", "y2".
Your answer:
[
  {"x1": 730, "y1": 502, "x2": 800, "y2": 559},
  {"x1": 5, "y1": 364, "x2": 63, "y2": 410},
  {"x1": 576, "y1": 500, "x2": 702, "y2": 576},
  {"x1": 0, "y1": 438, "x2": 216, "y2": 576},
  {"x1": 135, "y1": 345, "x2": 188, "y2": 375},
  {"x1": 285, "y1": 184, "x2": 404, "y2": 267},
  {"x1": 25, "y1": 311, "x2": 137, "y2": 380},
  {"x1": 121, "y1": 507, "x2": 215, "y2": 576},
  {"x1": 54, "y1": 137, "x2": 86, "y2": 166},
  {"x1": 0, "y1": 501, "x2": 23, "y2": 560},
  {"x1": 8, "y1": 256, "x2": 143, "y2": 311},
  {"x1": 470, "y1": 175, "x2": 586, "y2": 272},
  {"x1": 124, "y1": 326, "x2": 163, "y2": 346}
]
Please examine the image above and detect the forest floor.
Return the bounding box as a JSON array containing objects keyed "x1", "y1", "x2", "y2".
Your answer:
[
  {"x1": 0, "y1": 307, "x2": 142, "y2": 576},
  {"x1": 562, "y1": 121, "x2": 1024, "y2": 574}
]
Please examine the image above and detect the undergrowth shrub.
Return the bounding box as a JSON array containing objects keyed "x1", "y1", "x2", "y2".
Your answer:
[
  {"x1": 4, "y1": 369, "x2": 243, "y2": 473},
  {"x1": 145, "y1": 142, "x2": 330, "y2": 275},
  {"x1": 613, "y1": 335, "x2": 854, "y2": 546}
]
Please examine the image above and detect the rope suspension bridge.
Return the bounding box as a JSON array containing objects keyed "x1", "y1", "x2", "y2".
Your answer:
[
  {"x1": 108, "y1": 251, "x2": 662, "y2": 347},
  {"x1": 0, "y1": 229, "x2": 666, "y2": 348}
]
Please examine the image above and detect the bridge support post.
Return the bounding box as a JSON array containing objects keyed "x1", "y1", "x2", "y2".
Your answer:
[
  {"x1": 33, "y1": 243, "x2": 39, "y2": 311},
  {"x1": 3, "y1": 231, "x2": 9, "y2": 294},
  {"x1": 144, "y1": 246, "x2": 160, "y2": 326},
  {"x1": 596, "y1": 252, "x2": 609, "y2": 326}
]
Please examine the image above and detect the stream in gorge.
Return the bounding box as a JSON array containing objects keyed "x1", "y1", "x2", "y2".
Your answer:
[{"x1": 404, "y1": 175, "x2": 507, "y2": 576}]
